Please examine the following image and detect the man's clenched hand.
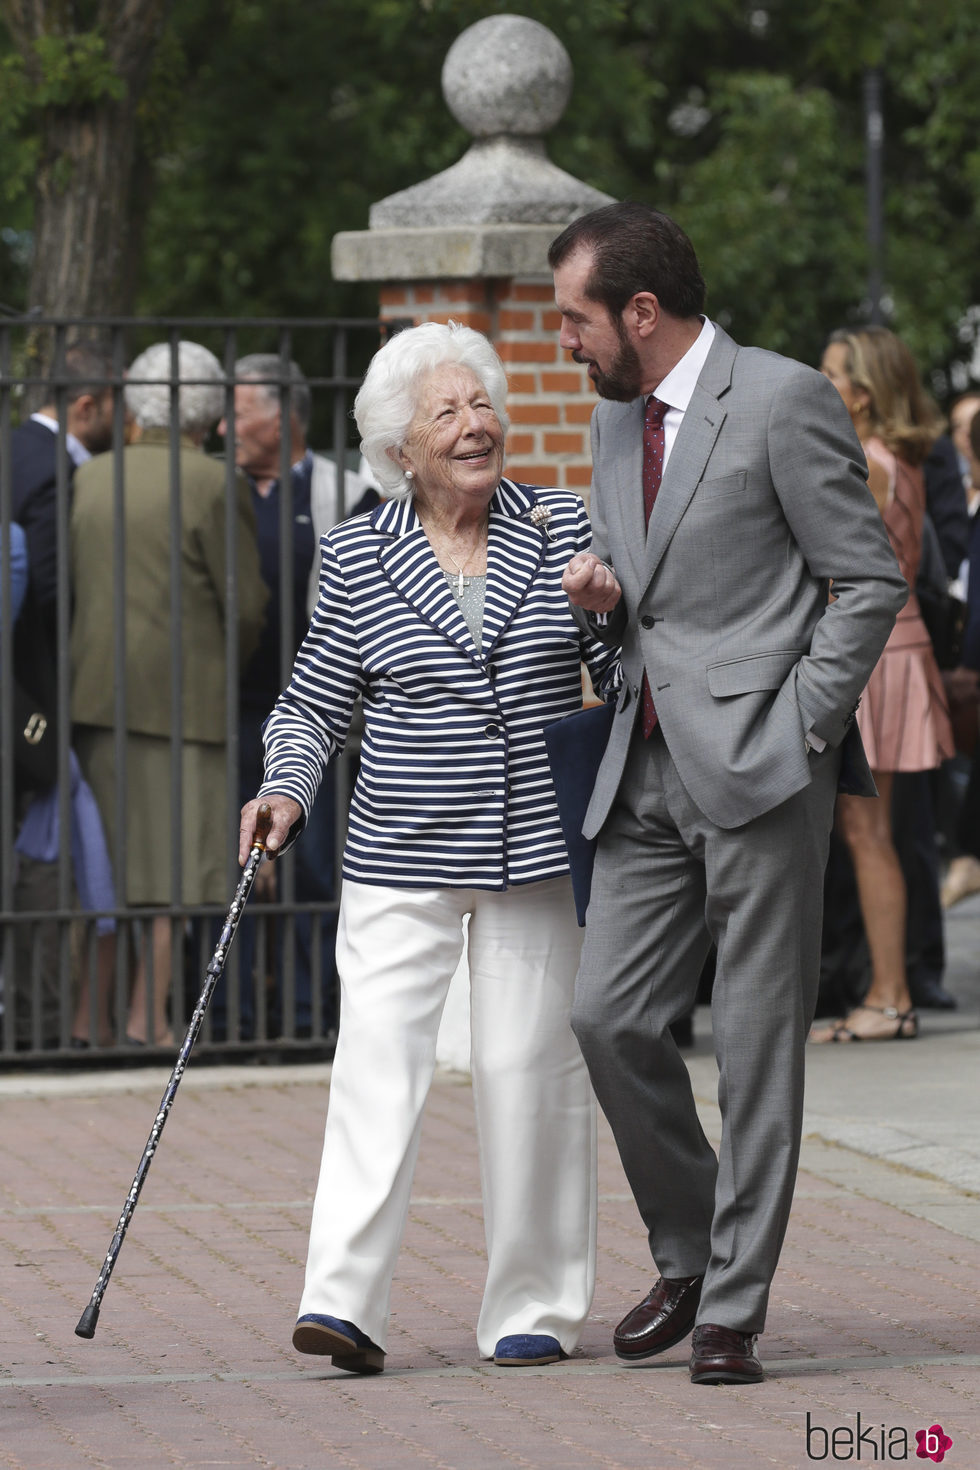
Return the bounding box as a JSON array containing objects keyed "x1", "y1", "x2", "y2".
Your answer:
[{"x1": 563, "y1": 552, "x2": 623, "y2": 613}]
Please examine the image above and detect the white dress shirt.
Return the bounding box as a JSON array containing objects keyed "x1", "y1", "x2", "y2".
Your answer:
[{"x1": 651, "y1": 316, "x2": 715, "y2": 472}]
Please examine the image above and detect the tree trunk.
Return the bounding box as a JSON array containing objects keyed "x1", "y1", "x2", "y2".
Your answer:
[
  {"x1": 30, "y1": 99, "x2": 143, "y2": 316},
  {"x1": 0, "y1": 0, "x2": 171, "y2": 317}
]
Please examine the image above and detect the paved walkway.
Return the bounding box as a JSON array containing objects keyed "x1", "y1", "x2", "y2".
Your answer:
[{"x1": 1, "y1": 896, "x2": 978, "y2": 1469}]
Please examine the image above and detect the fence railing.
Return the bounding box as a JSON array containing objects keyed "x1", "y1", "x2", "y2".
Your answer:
[{"x1": 1, "y1": 314, "x2": 387, "y2": 1064}]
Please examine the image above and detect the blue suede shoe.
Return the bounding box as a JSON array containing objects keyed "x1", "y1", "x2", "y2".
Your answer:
[
  {"x1": 493, "y1": 1333, "x2": 563, "y2": 1366},
  {"x1": 292, "y1": 1313, "x2": 385, "y2": 1374}
]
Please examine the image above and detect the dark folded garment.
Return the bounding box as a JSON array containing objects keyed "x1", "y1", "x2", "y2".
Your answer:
[{"x1": 543, "y1": 700, "x2": 615, "y2": 926}]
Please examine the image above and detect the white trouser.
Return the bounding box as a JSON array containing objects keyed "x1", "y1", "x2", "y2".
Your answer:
[{"x1": 297, "y1": 875, "x2": 597, "y2": 1358}]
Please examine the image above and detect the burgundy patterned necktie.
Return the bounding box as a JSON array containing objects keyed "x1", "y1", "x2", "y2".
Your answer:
[{"x1": 641, "y1": 396, "x2": 669, "y2": 738}]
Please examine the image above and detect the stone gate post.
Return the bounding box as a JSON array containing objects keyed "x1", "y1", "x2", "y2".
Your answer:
[{"x1": 331, "y1": 12, "x2": 613, "y2": 495}]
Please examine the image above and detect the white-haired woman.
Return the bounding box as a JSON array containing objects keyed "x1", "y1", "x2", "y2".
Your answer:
[
  {"x1": 71, "y1": 341, "x2": 268, "y2": 1045},
  {"x1": 240, "y1": 322, "x2": 621, "y2": 1373}
]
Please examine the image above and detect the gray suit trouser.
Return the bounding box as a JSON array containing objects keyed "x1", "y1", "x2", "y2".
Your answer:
[{"x1": 572, "y1": 726, "x2": 840, "y2": 1333}]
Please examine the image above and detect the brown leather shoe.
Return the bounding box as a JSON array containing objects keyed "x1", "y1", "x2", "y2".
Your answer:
[
  {"x1": 689, "y1": 1323, "x2": 763, "y2": 1384},
  {"x1": 613, "y1": 1275, "x2": 703, "y2": 1361}
]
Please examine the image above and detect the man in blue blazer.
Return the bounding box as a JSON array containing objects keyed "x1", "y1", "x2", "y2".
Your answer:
[
  {"x1": 10, "y1": 340, "x2": 113, "y2": 721},
  {"x1": 5, "y1": 340, "x2": 112, "y2": 1046},
  {"x1": 549, "y1": 203, "x2": 907, "y2": 1384}
]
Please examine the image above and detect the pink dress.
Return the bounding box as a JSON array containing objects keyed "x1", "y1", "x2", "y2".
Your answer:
[{"x1": 856, "y1": 437, "x2": 955, "y2": 772}]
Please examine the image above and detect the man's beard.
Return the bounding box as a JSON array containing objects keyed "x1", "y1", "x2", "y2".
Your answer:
[
  {"x1": 84, "y1": 401, "x2": 115, "y2": 456},
  {"x1": 85, "y1": 423, "x2": 114, "y2": 456},
  {"x1": 573, "y1": 320, "x2": 644, "y2": 402}
]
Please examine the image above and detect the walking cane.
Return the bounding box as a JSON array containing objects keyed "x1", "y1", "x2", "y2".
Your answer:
[{"x1": 75, "y1": 802, "x2": 273, "y2": 1339}]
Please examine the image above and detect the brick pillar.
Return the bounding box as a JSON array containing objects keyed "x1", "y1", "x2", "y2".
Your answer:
[{"x1": 378, "y1": 280, "x2": 597, "y2": 497}]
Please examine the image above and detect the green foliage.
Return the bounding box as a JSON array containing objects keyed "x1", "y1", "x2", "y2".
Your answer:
[
  {"x1": 28, "y1": 31, "x2": 125, "y2": 107},
  {"x1": 137, "y1": 22, "x2": 189, "y2": 158},
  {"x1": 0, "y1": 49, "x2": 36, "y2": 305},
  {"x1": 676, "y1": 72, "x2": 867, "y2": 366},
  {"x1": 0, "y1": 52, "x2": 37, "y2": 199}
]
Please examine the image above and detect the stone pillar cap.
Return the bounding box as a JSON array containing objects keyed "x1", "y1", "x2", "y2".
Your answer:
[
  {"x1": 369, "y1": 136, "x2": 611, "y2": 230},
  {"x1": 332, "y1": 13, "x2": 613, "y2": 280}
]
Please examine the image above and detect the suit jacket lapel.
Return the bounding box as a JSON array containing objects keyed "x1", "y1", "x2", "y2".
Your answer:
[
  {"x1": 640, "y1": 326, "x2": 736, "y2": 593},
  {"x1": 608, "y1": 400, "x2": 649, "y2": 591}
]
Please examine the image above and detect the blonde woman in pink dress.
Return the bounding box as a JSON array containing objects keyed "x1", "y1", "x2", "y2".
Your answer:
[{"x1": 814, "y1": 327, "x2": 954, "y2": 1042}]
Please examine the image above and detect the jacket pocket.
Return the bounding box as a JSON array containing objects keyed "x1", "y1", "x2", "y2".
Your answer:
[
  {"x1": 697, "y1": 469, "x2": 746, "y2": 499},
  {"x1": 706, "y1": 649, "x2": 805, "y2": 697}
]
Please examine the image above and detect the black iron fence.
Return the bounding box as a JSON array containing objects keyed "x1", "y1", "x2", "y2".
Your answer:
[{"x1": 0, "y1": 314, "x2": 386, "y2": 1064}]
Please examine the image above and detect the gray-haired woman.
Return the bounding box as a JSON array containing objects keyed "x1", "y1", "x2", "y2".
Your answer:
[
  {"x1": 71, "y1": 341, "x2": 268, "y2": 1045},
  {"x1": 240, "y1": 321, "x2": 620, "y2": 1373}
]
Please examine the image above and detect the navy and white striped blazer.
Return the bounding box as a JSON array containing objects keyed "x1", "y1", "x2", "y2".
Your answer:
[{"x1": 259, "y1": 478, "x2": 621, "y2": 890}]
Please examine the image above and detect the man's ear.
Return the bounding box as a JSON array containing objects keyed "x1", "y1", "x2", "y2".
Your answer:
[
  {"x1": 65, "y1": 392, "x2": 99, "y2": 441},
  {"x1": 68, "y1": 392, "x2": 97, "y2": 424},
  {"x1": 628, "y1": 291, "x2": 660, "y2": 339}
]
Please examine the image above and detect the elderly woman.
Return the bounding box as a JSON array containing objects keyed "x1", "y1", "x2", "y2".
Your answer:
[
  {"x1": 240, "y1": 322, "x2": 620, "y2": 1373},
  {"x1": 71, "y1": 341, "x2": 267, "y2": 1045}
]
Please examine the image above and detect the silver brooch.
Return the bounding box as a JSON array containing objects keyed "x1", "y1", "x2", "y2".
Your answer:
[{"x1": 528, "y1": 504, "x2": 556, "y2": 541}]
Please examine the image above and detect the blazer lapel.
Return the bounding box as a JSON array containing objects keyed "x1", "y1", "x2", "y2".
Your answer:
[
  {"x1": 481, "y1": 479, "x2": 549, "y2": 658},
  {"x1": 374, "y1": 498, "x2": 479, "y2": 655},
  {"x1": 372, "y1": 480, "x2": 548, "y2": 662}
]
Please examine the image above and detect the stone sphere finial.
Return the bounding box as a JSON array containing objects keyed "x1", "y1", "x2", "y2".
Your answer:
[
  {"x1": 442, "y1": 14, "x2": 573, "y2": 139},
  {"x1": 334, "y1": 9, "x2": 613, "y2": 266}
]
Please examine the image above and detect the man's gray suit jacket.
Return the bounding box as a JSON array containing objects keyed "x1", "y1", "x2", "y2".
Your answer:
[{"x1": 581, "y1": 325, "x2": 909, "y2": 834}]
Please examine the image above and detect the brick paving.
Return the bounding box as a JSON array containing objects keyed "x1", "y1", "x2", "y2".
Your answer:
[{"x1": 1, "y1": 1042, "x2": 978, "y2": 1470}]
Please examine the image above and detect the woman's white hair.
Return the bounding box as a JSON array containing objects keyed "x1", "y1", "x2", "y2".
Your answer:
[
  {"x1": 125, "y1": 341, "x2": 225, "y2": 436},
  {"x1": 354, "y1": 321, "x2": 510, "y2": 499}
]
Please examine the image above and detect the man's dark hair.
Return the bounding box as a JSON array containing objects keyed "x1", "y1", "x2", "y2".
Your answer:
[
  {"x1": 22, "y1": 336, "x2": 113, "y2": 416},
  {"x1": 61, "y1": 339, "x2": 113, "y2": 403},
  {"x1": 548, "y1": 202, "x2": 706, "y2": 321}
]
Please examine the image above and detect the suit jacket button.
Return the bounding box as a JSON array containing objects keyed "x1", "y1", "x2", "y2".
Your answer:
[
  {"x1": 640, "y1": 615, "x2": 655, "y2": 629},
  {"x1": 485, "y1": 722, "x2": 500, "y2": 738},
  {"x1": 487, "y1": 664, "x2": 497, "y2": 681}
]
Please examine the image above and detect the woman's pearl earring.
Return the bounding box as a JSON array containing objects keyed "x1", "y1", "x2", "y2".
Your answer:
[{"x1": 405, "y1": 469, "x2": 414, "y2": 480}]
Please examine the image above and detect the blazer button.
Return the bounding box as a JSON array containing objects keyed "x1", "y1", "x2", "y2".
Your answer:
[
  {"x1": 487, "y1": 664, "x2": 497, "y2": 681},
  {"x1": 484, "y1": 722, "x2": 500, "y2": 738},
  {"x1": 640, "y1": 615, "x2": 655, "y2": 629}
]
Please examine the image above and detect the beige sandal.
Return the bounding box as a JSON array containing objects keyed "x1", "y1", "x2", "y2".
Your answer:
[{"x1": 811, "y1": 1002, "x2": 919, "y2": 1044}]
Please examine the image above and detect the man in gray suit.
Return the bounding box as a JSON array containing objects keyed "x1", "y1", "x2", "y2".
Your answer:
[{"x1": 549, "y1": 203, "x2": 907, "y2": 1384}]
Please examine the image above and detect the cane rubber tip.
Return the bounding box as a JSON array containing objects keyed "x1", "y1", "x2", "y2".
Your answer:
[{"x1": 75, "y1": 1304, "x2": 100, "y2": 1339}]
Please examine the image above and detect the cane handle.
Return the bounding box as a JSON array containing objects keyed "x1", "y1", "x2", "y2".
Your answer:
[{"x1": 252, "y1": 802, "x2": 273, "y2": 851}]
